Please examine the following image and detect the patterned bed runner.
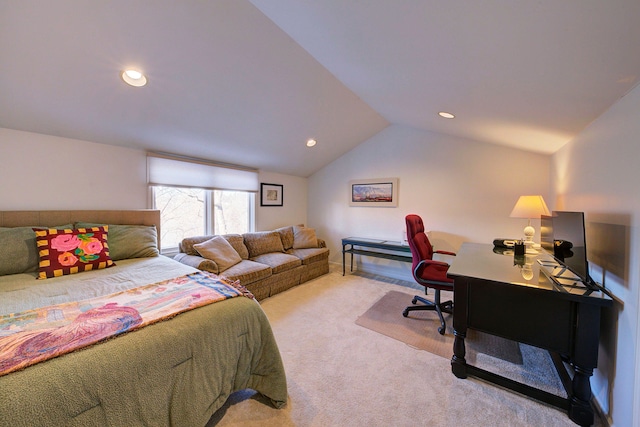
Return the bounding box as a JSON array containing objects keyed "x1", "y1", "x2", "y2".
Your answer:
[{"x1": 0, "y1": 271, "x2": 251, "y2": 376}]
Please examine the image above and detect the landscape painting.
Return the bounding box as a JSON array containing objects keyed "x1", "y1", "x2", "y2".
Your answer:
[{"x1": 349, "y1": 178, "x2": 398, "y2": 207}]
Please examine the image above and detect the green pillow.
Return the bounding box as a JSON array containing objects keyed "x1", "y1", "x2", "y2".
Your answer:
[
  {"x1": 75, "y1": 223, "x2": 159, "y2": 261},
  {"x1": 0, "y1": 224, "x2": 73, "y2": 276}
]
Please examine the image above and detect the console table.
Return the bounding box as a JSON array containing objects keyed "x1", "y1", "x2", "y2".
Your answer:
[
  {"x1": 448, "y1": 242, "x2": 612, "y2": 426},
  {"x1": 341, "y1": 237, "x2": 412, "y2": 275}
]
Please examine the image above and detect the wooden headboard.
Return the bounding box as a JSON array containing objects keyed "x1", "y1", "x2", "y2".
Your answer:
[{"x1": 0, "y1": 210, "x2": 161, "y2": 248}]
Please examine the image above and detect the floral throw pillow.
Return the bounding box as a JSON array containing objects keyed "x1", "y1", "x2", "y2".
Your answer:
[{"x1": 33, "y1": 226, "x2": 115, "y2": 279}]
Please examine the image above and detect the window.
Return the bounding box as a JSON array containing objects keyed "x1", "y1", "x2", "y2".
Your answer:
[
  {"x1": 152, "y1": 186, "x2": 254, "y2": 252},
  {"x1": 212, "y1": 189, "x2": 252, "y2": 235},
  {"x1": 146, "y1": 153, "x2": 259, "y2": 253}
]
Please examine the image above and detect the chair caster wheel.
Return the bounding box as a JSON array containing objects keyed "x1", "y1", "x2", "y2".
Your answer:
[
  {"x1": 411, "y1": 297, "x2": 418, "y2": 305},
  {"x1": 438, "y1": 326, "x2": 445, "y2": 335},
  {"x1": 402, "y1": 310, "x2": 409, "y2": 318}
]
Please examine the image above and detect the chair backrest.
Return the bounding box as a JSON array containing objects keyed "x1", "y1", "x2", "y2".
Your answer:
[{"x1": 405, "y1": 214, "x2": 435, "y2": 272}]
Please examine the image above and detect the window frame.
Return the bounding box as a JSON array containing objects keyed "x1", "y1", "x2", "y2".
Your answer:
[{"x1": 151, "y1": 186, "x2": 255, "y2": 255}]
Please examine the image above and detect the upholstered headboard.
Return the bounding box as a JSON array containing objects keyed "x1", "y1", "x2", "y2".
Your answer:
[{"x1": 0, "y1": 210, "x2": 161, "y2": 249}]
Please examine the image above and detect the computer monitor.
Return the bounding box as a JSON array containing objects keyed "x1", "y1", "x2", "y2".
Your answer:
[
  {"x1": 542, "y1": 211, "x2": 590, "y2": 284},
  {"x1": 540, "y1": 214, "x2": 554, "y2": 254}
]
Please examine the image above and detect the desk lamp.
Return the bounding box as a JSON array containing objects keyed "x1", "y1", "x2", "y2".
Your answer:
[{"x1": 509, "y1": 195, "x2": 550, "y2": 253}]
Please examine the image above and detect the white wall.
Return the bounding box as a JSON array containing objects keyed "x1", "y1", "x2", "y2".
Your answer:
[
  {"x1": 308, "y1": 124, "x2": 551, "y2": 280},
  {"x1": 256, "y1": 170, "x2": 308, "y2": 231},
  {"x1": 550, "y1": 84, "x2": 640, "y2": 427},
  {"x1": 0, "y1": 128, "x2": 148, "y2": 209},
  {"x1": 0, "y1": 128, "x2": 309, "y2": 233}
]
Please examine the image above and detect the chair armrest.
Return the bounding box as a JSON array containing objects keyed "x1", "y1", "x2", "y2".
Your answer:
[
  {"x1": 434, "y1": 250, "x2": 456, "y2": 256},
  {"x1": 415, "y1": 259, "x2": 450, "y2": 276}
]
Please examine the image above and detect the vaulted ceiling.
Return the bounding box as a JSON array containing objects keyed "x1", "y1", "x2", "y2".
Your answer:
[{"x1": 1, "y1": 1, "x2": 639, "y2": 177}]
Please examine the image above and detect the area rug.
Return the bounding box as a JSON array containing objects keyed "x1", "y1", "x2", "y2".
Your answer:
[{"x1": 355, "y1": 290, "x2": 523, "y2": 365}]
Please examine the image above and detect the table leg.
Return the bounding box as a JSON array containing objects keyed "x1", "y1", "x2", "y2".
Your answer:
[
  {"x1": 451, "y1": 328, "x2": 467, "y2": 378},
  {"x1": 350, "y1": 250, "x2": 354, "y2": 272},
  {"x1": 342, "y1": 245, "x2": 346, "y2": 276},
  {"x1": 568, "y1": 365, "x2": 595, "y2": 426},
  {"x1": 451, "y1": 276, "x2": 468, "y2": 378}
]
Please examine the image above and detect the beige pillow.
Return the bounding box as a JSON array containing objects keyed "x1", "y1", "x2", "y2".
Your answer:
[
  {"x1": 293, "y1": 225, "x2": 318, "y2": 249},
  {"x1": 193, "y1": 236, "x2": 242, "y2": 272}
]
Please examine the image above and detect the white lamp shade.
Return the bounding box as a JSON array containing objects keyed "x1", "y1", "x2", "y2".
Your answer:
[{"x1": 510, "y1": 195, "x2": 550, "y2": 219}]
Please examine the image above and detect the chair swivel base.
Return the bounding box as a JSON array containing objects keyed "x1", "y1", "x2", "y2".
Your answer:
[{"x1": 402, "y1": 295, "x2": 453, "y2": 335}]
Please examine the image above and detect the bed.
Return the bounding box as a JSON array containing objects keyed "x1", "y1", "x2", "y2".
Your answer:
[{"x1": 0, "y1": 210, "x2": 287, "y2": 427}]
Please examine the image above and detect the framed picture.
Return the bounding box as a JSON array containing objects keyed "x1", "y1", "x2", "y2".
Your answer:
[
  {"x1": 260, "y1": 183, "x2": 283, "y2": 206},
  {"x1": 349, "y1": 178, "x2": 398, "y2": 207}
]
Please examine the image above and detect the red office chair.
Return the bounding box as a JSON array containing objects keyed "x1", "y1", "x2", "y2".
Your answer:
[{"x1": 403, "y1": 214, "x2": 456, "y2": 335}]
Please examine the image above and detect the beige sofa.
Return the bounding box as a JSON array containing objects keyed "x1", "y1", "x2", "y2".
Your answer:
[{"x1": 174, "y1": 225, "x2": 329, "y2": 300}]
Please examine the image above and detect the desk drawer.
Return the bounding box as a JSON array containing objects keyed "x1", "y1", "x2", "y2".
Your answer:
[{"x1": 466, "y1": 280, "x2": 574, "y2": 355}]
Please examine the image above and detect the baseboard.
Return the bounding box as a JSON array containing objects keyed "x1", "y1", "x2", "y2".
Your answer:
[
  {"x1": 351, "y1": 263, "x2": 413, "y2": 283},
  {"x1": 592, "y1": 396, "x2": 612, "y2": 427}
]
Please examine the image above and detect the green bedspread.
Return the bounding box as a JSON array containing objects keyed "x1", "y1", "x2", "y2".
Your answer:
[{"x1": 0, "y1": 259, "x2": 287, "y2": 426}]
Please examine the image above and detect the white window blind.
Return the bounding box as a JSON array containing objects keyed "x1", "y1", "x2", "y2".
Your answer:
[{"x1": 147, "y1": 153, "x2": 259, "y2": 192}]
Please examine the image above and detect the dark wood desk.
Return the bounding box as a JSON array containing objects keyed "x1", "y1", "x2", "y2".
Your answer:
[
  {"x1": 341, "y1": 237, "x2": 412, "y2": 275},
  {"x1": 448, "y1": 243, "x2": 612, "y2": 426}
]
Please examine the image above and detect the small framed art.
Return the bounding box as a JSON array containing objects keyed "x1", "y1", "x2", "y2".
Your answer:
[
  {"x1": 260, "y1": 183, "x2": 283, "y2": 206},
  {"x1": 349, "y1": 178, "x2": 398, "y2": 207}
]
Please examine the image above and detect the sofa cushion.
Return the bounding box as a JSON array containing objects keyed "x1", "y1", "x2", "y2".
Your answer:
[
  {"x1": 193, "y1": 236, "x2": 242, "y2": 273},
  {"x1": 288, "y1": 247, "x2": 330, "y2": 265},
  {"x1": 219, "y1": 260, "x2": 272, "y2": 286},
  {"x1": 180, "y1": 234, "x2": 249, "y2": 259},
  {"x1": 275, "y1": 226, "x2": 294, "y2": 251},
  {"x1": 252, "y1": 252, "x2": 302, "y2": 274},
  {"x1": 179, "y1": 235, "x2": 214, "y2": 256},
  {"x1": 223, "y1": 234, "x2": 249, "y2": 259},
  {"x1": 293, "y1": 225, "x2": 318, "y2": 249},
  {"x1": 243, "y1": 231, "x2": 284, "y2": 258}
]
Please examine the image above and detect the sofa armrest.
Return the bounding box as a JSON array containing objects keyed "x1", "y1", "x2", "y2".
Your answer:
[
  {"x1": 174, "y1": 253, "x2": 219, "y2": 274},
  {"x1": 317, "y1": 238, "x2": 327, "y2": 248}
]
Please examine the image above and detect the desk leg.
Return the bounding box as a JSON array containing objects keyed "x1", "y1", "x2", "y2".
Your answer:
[
  {"x1": 451, "y1": 277, "x2": 468, "y2": 378},
  {"x1": 342, "y1": 245, "x2": 346, "y2": 276},
  {"x1": 568, "y1": 365, "x2": 595, "y2": 426},
  {"x1": 451, "y1": 329, "x2": 467, "y2": 378},
  {"x1": 566, "y1": 302, "x2": 599, "y2": 426}
]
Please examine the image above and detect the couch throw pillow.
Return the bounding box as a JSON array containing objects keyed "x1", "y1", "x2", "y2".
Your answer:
[
  {"x1": 243, "y1": 231, "x2": 284, "y2": 258},
  {"x1": 193, "y1": 235, "x2": 242, "y2": 273},
  {"x1": 275, "y1": 226, "x2": 294, "y2": 251},
  {"x1": 293, "y1": 225, "x2": 318, "y2": 249},
  {"x1": 33, "y1": 226, "x2": 115, "y2": 279}
]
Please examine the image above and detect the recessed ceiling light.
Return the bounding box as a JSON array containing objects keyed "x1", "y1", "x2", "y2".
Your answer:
[
  {"x1": 438, "y1": 111, "x2": 455, "y2": 119},
  {"x1": 306, "y1": 138, "x2": 317, "y2": 147},
  {"x1": 121, "y1": 69, "x2": 147, "y2": 87}
]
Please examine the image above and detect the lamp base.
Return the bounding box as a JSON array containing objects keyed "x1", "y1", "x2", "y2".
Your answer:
[
  {"x1": 523, "y1": 240, "x2": 538, "y2": 254},
  {"x1": 522, "y1": 224, "x2": 538, "y2": 253}
]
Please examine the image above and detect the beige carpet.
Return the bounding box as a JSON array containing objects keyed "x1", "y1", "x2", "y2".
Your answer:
[
  {"x1": 355, "y1": 290, "x2": 523, "y2": 365},
  {"x1": 208, "y1": 268, "x2": 600, "y2": 427}
]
